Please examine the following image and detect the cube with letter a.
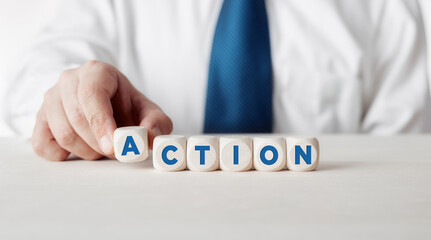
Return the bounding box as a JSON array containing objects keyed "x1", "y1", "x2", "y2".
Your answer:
[{"x1": 114, "y1": 127, "x2": 149, "y2": 163}]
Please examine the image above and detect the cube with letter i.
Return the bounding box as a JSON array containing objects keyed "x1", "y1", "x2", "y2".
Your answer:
[
  {"x1": 286, "y1": 137, "x2": 319, "y2": 171},
  {"x1": 114, "y1": 127, "x2": 149, "y2": 163},
  {"x1": 187, "y1": 136, "x2": 219, "y2": 171},
  {"x1": 253, "y1": 137, "x2": 286, "y2": 171},
  {"x1": 220, "y1": 136, "x2": 253, "y2": 172},
  {"x1": 153, "y1": 135, "x2": 187, "y2": 171}
]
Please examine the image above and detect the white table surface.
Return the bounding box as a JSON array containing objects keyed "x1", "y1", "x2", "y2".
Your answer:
[{"x1": 1, "y1": 135, "x2": 430, "y2": 240}]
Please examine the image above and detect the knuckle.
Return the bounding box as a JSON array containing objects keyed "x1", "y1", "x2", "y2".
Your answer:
[
  {"x1": 83, "y1": 60, "x2": 102, "y2": 70},
  {"x1": 43, "y1": 88, "x2": 55, "y2": 103},
  {"x1": 81, "y1": 61, "x2": 117, "y2": 85},
  {"x1": 49, "y1": 151, "x2": 69, "y2": 162},
  {"x1": 78, "y1": 61, "x2": 117, "y2": 94},
  {"x1": 56, "y1": 128, "x2": 77, "y2": 147},
  {"x1": 86, "y1": 152, "x2": 102, "y2": 161},
  {"x1": 32, "y1": 138, "x2": 44, "y2": 156},
  {"x1": 156, "y1": 112, "x2": 173, "y2": 134},
  {"x1": 59, "y1": 69, "x2": 74, "y2": 82},
  {"x1": 143, "y1": 117, "x2": 158, "y2": 130},
  {"x1": 96, "y1": 62, "x2": 114, "y2": 74},
  {"x1": 36, "y1": 109, "x2": 45, "y2": 120},
  {"x1": 68, "y1": 108, "x2": 86, "y2": 125},
  {"x1": 88, "y1": 113, "x2": 106, "y2": 135},
  {"x1": 82, "y1": 60, "x2": 113, "y2": 74},
  {"x1": 157, "y1": 110, "x2": 174, "y2": 130},
  {"x1": 77, "y1": 84, "x2": 97, "y2": 101},
  {"x1": 31, "y1": 131, "x2": 69, "y2": 161}
]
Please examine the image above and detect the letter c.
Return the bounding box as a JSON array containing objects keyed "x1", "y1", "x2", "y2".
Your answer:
[{"x1": 162, "y1": 145, "x2": 178, "y2": 165}]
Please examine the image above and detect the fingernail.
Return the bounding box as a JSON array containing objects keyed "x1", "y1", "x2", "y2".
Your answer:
[{"x1": 99, "y1": 135, "x2": 112, "y2": 154}]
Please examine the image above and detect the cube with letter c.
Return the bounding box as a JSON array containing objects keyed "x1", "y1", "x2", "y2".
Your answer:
[{"x1": 153, "y1": 135, "x2": 187, "y2": 171}]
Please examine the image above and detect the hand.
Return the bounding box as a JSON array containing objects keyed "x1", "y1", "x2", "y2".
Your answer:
[{"x1": 32, "y1": 60, "x2": 173, "y2": 161}]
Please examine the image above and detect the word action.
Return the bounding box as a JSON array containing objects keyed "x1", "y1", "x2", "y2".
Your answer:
[{"x1": 114, "y1": 127, "x2": 319, "y2": 172}]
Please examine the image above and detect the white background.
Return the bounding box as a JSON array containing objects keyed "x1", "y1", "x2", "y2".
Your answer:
[{"x1": 0, "y1": 0, "x2": 430, "y2": 137}]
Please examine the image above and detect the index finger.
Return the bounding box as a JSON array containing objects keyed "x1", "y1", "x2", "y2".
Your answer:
[{"x1": 77, "y1": 61, "x2": 119, "y2": 155}]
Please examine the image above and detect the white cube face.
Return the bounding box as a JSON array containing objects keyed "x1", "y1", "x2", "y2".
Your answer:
[
  {"x1": 220, "y1": 137, "x2": 252, "y2": 172},
  {"x1": 114, "y1": 127, "x2": 149, "y2": 163},
  {"x1": 253, "y1": 137, "x2": 286, "y2": 171},
  {"x1": 153, "y1": 135, "x2": 187, "y2": 172},
  {"x1": 286, "y1": 137, "x2": 319, "y2": 171},
  {"x1": 187, "y1": 136, "x2": 219, "y2": 171}
]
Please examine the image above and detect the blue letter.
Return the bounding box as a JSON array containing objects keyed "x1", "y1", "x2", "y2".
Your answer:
[
  {"x1": 162, "y1": 145, "x2": 178, "y2": 165},
  {"x1": 233, "y1": 145, "x2": 239, "y2": 165},
  {"x1": 195, "y1": 146, "x2": 210, "y2": 165},
  {"x1": 260, "y1": 146, "x2": 278, "y2": 165},
  {"x1": 122, "y1": 136, "x2": 140, "y2": 156},
  {"x1": 295, "y1": 145, "x2": 311, "y2": 165}
]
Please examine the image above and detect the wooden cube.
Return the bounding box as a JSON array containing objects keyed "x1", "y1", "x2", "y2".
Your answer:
[
  {"x1": 153, "y1": 135, "x2": 187, "y2": 172},
  {"x1": 114, "y1": 126, "x2": 149, "y2": 163},
  {"x1": 187, "y1": 136, "x2": 219, "y2": 171},
  {"x1": 219, "y1": 136, "x2": 252, "y2": 172},
  {"x1": 286, "y1": 136, "x2": 319, "y2": 171},
  {"x1": 253, "y1": 137, "x2": 286, "y2": 171}
]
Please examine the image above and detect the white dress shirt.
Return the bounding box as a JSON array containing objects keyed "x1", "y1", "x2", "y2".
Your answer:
[{"x1": 3, "y1": 0, "x2": 431, "y2": 137}]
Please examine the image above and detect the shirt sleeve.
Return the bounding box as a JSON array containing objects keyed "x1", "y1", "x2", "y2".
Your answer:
[
  {"x1": 360, "y1": 0, "x2": 431, "y2": 134},
  {"x1": 2, "y1": 0, "x2": 118, "y2": 138}
]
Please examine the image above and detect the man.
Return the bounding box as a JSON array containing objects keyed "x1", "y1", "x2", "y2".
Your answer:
[{"x1": 3, "y1": 0, "x2": 430, "y2": 161}]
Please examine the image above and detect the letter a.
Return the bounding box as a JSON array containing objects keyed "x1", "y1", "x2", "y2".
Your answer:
[{"x1": 122, "y1": 136, "x2": 140, "y2": 156}]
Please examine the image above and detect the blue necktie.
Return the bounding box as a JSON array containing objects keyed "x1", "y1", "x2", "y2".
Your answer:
[{"x1": 204, "y1": 0, "x2": 273, "y2": 133}]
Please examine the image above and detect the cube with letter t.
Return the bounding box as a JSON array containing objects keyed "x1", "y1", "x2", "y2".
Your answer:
[{"x1": 187, "y1": 136, "x2": 219, "y2": 171}]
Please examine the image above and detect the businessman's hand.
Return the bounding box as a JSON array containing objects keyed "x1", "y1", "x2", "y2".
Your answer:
[{"x1": 32, "y1": 60, "x2": 173, "y2": 161}]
